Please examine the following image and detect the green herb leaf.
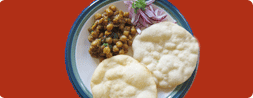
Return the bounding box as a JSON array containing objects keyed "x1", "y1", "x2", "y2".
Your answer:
[
  {"x1": 132, "y1": 0, "x2": 146, "y2": 13},
  {"x1": 103, "y1": 43, "x2": 108, "y2": 47}
]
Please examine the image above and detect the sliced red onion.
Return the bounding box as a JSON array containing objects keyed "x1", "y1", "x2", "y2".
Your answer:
[
  {"x1": 124, "y1": 0, "x2": 177, "y2": 34},
  {"x1": 136, "y1": 22, "x2": 145, "y2": 28},
  {"x1": 136, "y1": 27, "x2": 142, "y2": 35},
  {"x1": 133, "y1": 14, "x2": 140, "y2": 25},
  {"x1": 158, "y1": 9, "x2": 165, "y2": 16},
  {"x1": 145, "y1": 8, "x2": 155, "y2": 18},
  {"x1": 156, "y1": 13, "x2": 167, "y2": 19},
  {"x1": 129, "y1": 8, "x2": 135, "y2": 18},
  {"x1": 139, "y1": 10, "x2": 152, "y2": 24},
  {"x1": 154, "y1": 9, "x2": 159, "y2": 16},
  {"x1": 146, "y1": 0, "x2": 155, "y2": 5},
  {"x1": 142, "y1": 17, "x2": 150, "y2": 27},
  {"x1": 151, "y1": 13, "x2": 167, "y2": 21},
  {"x1": 136, "y1": 23, "x2": 142, "y2": 28},
  {"x1": 157, "y1": 9, "x2": 162, "y2": 16},
  {"x1": 128, "y1": 4, "x2": 132, "y2": 12},
  {"x1": 148, "y1": 5, "x2": 154, "y2": 12},
  {"x1": 139, "y1": 17, "x2": 147, "y2": 27},
  {"x1": 131, "y1": 14, "x2": 136, "y2": 24},
  {"x1": 143, "y1": 19, "x2": 148, "y2": 27},
  {"x1": 123, "y1": 1, "x2": 132, "y2": 5}
]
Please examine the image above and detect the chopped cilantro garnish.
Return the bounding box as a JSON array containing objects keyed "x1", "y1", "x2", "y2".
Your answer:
[
  {"x1": 132, "y1": 0, "x2": 146, "y2": 13},
  {"x1": 103, "y1": 43, "x2": 108, "y2": 47}
]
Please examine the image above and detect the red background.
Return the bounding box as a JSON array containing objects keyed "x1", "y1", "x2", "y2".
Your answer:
[{"x1": 0, "y1": 0, "x2": 252, "y2": 98}]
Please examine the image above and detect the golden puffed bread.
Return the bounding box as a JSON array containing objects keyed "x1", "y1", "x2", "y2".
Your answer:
[
  {"x1": 90, "y1": 55, "x2": 157, "y2": 98},
  {"x1": 132, "y1": 21, "x2": 199, "y2": 88}
]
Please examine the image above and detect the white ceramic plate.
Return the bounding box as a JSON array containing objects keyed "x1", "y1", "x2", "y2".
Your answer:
[{"x1": 65, "y1": 0, "x2": 199, "y2": 98}]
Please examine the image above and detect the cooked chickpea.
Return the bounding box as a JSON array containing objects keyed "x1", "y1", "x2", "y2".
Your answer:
[
  {"x1": 105, "y1": 31, "x2": 112, "y2": 36},
  {"x1": 91, "y1": 22, "x2": 98, "y2": 30},
  {"x1": 114, "y1": 10, "x2": 119, "y2": 15},
  {"x1": 98, "y1": 18, "x2": 104, "y2": 24},
  {"x1": 123, "y1": 31, "x2": 129, "y2": 36},
  {"x1": 95, "y1": 29, "x2": 100, "y2": 33},
  {"x1": 105, "y1": 8, "x2": 113, "y2": 16},
  {"x1": 128, "y1": 35, "x2": 132, "y2": 40},
  {"x1": 88, "y1": 27, "x2": 92, "y2": 32},
  {"x1": 98, "y1": 33, "x2": 103, "y2": 38},
  {"x1": 119, "y1": 24, "x2": 125, "y2": 31},
  {"x1": 120, "y1": 35, "x2": 127, "y2": 42},
  {"x1": 103, "y1": 15, "x2": 108, "y2": 18},
  {"x1": 119, "y1": 49, "x2": 125, "y2": 54},
  {"x1": 91, "y1": 39, "x2": 100, "y2": 46},
  {"x1": 128, "y1": 40, "x2": 133, "y2": 46},
  {"x1": 109, "y1": 5, "x2": 117, "y2": 12},
  {"x1": 107, "y1": 23, "x2": 113, "y2": 31},
  {"x1": 123, "y1": 44, "x2": 129, "y2": 49},
  {"x1": 131, "y1": 26, "x2": 137, "y2": 35},
  {"x1": 116, "y1": 41, "x2": 123, "y2": 48},
  {"x1": 119, "y1": 18, "x2": 126, "y2": 24},
  {"x1": 119, "y1": 10, "x2": 124, "y2": 15},
  {"x1": 124, "y1": 26, "x2": 131, "y2": 31},
  {"x1": 112, "y1": 39, "x2": 118, "y2": 44},
  {"x1": 113, "y1": 45, "x2": 119, "y2": 52},
  {"x1": 106, "y1": 53, "x2": 113, "y2": 58},
  {"x1": 124, "y1": 18, "x2": 128, "y2": 23},
  {"x1": 123, "y1": 12, "x2": 129, "y2": 18},
  {"x1": 100, "y1": 45, "x2": 105, "y2": 50},
  {"x1": 122, "y1": 40, "x2": 127, "y2": 44},
  {"x1": 91, "y1": 31, "x2": 98, "y2": 38},
  {"x1": 118, "y1": 14, "x2": 123, "y2": 19},
  {"x1": 94, "y1": 13, "x2": 102, "y2": 20},
  {"x1": 88, "y1": 35, "x2": 93, "y2": 42},
  {"x1": 114, "y1": 16, "x2": 119, "y2": 21},
  {"x1": 102, "y1": 13, "x2": 108, "y2": 17},
  {"x1": 113, "y1": 18, "x2": 118, "y2": 24},
  {"x1": 127, "y1": 18, "x2": 131, "y2": 24},
  {"x1": 106, "y1": 37, "x2": 112, "y2": 44},
  {"x1": 89, "y1": 46, "x2": 94, "y2": 51},
  {"x1": 103, "y1": 18, "x2": 108, "y2": 25},
  {"x1": 96, "y1": 25, "x2": 103, "y2": 30},
  {"x1": 103, "y1": 46, "x2": 111, "y2": 54}
]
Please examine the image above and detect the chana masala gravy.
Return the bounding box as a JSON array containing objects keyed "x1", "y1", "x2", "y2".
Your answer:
[{"x1": 88, "y1": 5, "x2": 137, "y2": 61}]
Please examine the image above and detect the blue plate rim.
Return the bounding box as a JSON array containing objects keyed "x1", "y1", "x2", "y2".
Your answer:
[{"x1": 65, "y1": 0, "x2": 199, "y2": 98}]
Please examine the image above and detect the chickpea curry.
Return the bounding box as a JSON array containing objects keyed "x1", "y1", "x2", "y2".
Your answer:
[{"x1": 88, "y1": 5, "x2": 137, "y2": 61}]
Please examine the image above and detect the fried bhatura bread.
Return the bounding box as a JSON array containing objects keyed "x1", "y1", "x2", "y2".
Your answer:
[
  {"x1": 132, "y1": 21, "x2": 199, "y2": 88},
  {"x1": 90, "y1": 55, "x2": 157, "y2": 98}
]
